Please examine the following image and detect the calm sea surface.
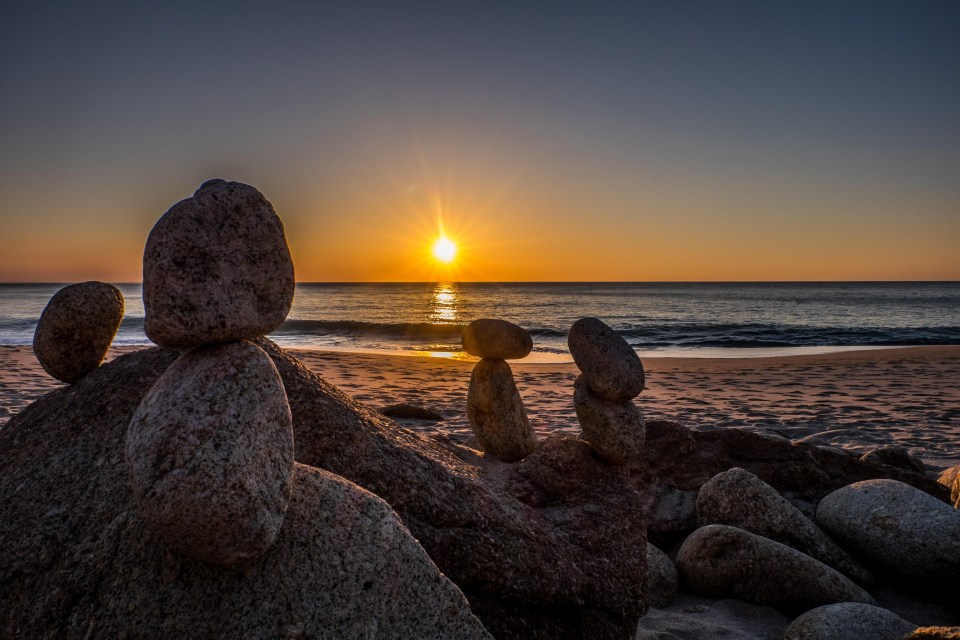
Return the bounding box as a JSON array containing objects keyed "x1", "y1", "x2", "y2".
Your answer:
[{"x1": 2, "y1": 282, "x2": 959, "y2": 360}]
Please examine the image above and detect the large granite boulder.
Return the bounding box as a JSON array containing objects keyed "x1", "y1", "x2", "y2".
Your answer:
[
  {"x1": 125, "y1": 340, "x2": 294, "y2": 566},
  {"x1": 646, "y1": 543, "x2": 678, "y2": 609},
  {"x1": 143, "y1": 179, "x2": 295, "y2": 349},
  {"x1": 1, "y1": 340, "x2": 650, "y2": 639},
  {"x1": 466, "y1": 358, "x2": 537, "y2": 462},
  {"x1": 785, "y1": 602, "x2": 917, "y2": 640},
  {"x1": 0, "y1": 347, "x2": 489, "y2": 638},
  {"x1": 696, "y1": 467, "x2": 872, "y2": 585},
  {"x1": 676, "y1": 525, "x2": 874, "y2": 615},
  {"x1": 567, "y1": 317, "x2": 645, "y2": 401},
  {"x1": 32, "y1": 281, "x2": 124, "y2": 383},
  {"x1": 938, "y1": 465, "x2": 960, "y2": 508},
  {"x1": 816, "y1": 480, "x2": 960, "y2": 582},
  {"x1": 573, "y1": 375, "x2": 645, "y2": 466},
  {"x1": 462, "y1": 319, "x2": 533, "y2": 360}
]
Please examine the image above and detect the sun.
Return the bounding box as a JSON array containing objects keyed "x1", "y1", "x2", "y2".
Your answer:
[{"x1": 432, "y1": 235, "x2": 457, "y2": 264}]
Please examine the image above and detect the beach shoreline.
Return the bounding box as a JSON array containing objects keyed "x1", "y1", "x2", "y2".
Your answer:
[{"x1": 3, "y1": 344, "x2": 958, "y2": 472}]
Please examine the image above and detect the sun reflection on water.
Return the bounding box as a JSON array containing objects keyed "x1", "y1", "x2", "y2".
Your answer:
[{"x1": 430, "y1": 282, "x2": 460, "y2": 323}]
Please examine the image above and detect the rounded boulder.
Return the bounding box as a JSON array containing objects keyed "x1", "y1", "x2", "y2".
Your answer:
[
  {"x1": 33, "y1": 281, "x2": 124, "y2": 383},
  {"x1": 676, "y1": 524, "x2": 874, "y2": 615},
  {"x1": 647, "y1": 542, "x2": 678, "y2": 608},
  {"x1": 784, "y1": 602, "x2": 917, "y2": 640},
  {"x1": 143, "y1": 179, "x2": 295, "y2": 349},
  {"x1": 462, "y1": 318, "x2": 533, "y2": 360},
  {"x1": 125, "y1": 340, "x2": 294, "y2": 566},
  {"x1": 466, "y1": 358, "x2": 537, "y2": 462},
  {"x1": 567, "y1": 317, "x2": 644, "y2": 401},
  {"x1": 815, "y1": 479, "x2": 960, "y2": 581},
  {"x1": 573, "y1": 375, "x2": 645, "y2": 466}
]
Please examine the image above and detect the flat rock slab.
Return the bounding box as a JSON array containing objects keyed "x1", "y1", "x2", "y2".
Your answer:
[
  {"x1": 696, "y1": 467, "x2": 872, "y2": 586},
  {"x1": 785, "y1": 602, "x2": 917, "y2": 640},
  {"x1": 33, "y1": 281, "x2": 124, "y2": 383},
  {"x1": 567, "y1": 317, "x2": 645, "y2": 401},
  {"x1": 676, "y1": 524, "x2": 874, "y2": 615},
  {"x1": 462, "y1": 318, "x2": 532, "y2": 360},
  {"x1": 816, "y1": 479, "x2": 960, "y2": 582},
  {"x1": 126, "y1": 340, "x2": 294, "y2": 566},
  {"x1": 143, "y1": 179, "x2": 295, "y2": 349}
]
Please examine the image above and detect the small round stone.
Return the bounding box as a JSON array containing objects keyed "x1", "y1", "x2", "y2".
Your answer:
[
  {"x1": 467, "y1": 358, "x2": 537, "y2": 462},
  {"x1": 567, "y1": 317, "x2": 644, "y2": 401},
  {"x1": 573, "y1": 375, "x2": 645, "y2": 466},
  {"x1": 125, "y1": 340, "x2": 294, "y2": 566},
  {"x1": 462, "y1": 318, "x2": 533, "y2": 360},
  {"x1": 784, "y1": 603, "x2": 917, "y2": 640},
  {"x1": 33, "y1": 281, "x2": 124, "y2": 383},
  {"x1": 143, "y1": 179, "x2": 295, "y2": 349}
]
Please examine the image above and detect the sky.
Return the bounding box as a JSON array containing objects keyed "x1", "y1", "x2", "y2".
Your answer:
[{"x1": 1, "y1": 0, "x2": 958, "y2": 282}]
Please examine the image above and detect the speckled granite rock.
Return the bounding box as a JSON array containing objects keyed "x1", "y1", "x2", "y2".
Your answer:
[
  {"x1": 466, "y1": 357, "x2": 537, "y2": 462},
  {"x1": 143, "y1": 179, "x2": 294, "y2": 349},
  {"x1": 1, "y1": 340, "x2": 650, "y2": 639},
  {"x1": 696, "y1": 467, "x2": 872, "y2": 586},
  {"x1": 816, "y1": 480, "x2": 960, "y2": 581},
  {"x1": 676, "y1": 524, "x2": 874, "y2": 615},
  {"x1": 937, "y1": 465, "x2": 960, "y2": 508},
  {"x1": 860, "y1": 445, "x2": 926, "y2": 474},
  {"x1": 126, "y1": 340, "x2": 293, "y2": 566},
  {"x1": 785, "y1": 603, "x2": 917, "y2": 640},
  {"x1": 462, "y1": 318, "x2": 533, "y2": 360},
  {"x1": 567, "y1": 317, "x2": 644, "y2": 401},
  {"x1": 901, "y1": 628, "x2": 960, "y2": 639},
  {"x1": 32, "y1": 281, "x2": 124, "y2": 383},
  {"x1": 647, "y1": 543, "x2": 678, "y2": 608},
  {"x1": 574, "y1": 375, "x2": 645, "y2": 466}
]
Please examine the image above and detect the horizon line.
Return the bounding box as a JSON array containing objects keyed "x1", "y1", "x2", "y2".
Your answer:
[{"x1": 1, "y1": 279, "x2": 959, "y2": 286}]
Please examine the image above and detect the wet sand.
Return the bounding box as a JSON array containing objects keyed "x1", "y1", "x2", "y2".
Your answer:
[{"x1": 3, "y1": 344, "x2": 958, "y2": 472}]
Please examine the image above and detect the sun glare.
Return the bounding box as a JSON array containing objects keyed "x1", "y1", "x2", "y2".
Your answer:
[{"x1": 432, "y1": 236, "x2": 457, "y2": 264}]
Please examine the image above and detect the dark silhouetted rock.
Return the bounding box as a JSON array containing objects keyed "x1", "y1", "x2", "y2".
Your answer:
[
  {"x1": 816, "y1": 480, "x2": 960, "y2": 582},
  {"x1": 647, "y1": 543, "x2": 678, "y2": 608},
  {"x1": 860, "y1": 445, "x2": 926, "y2": 474},
  {"x1": 937, "y1": 465, "x2": 960, "y2": 508},
  {"x1": 466, "y1": 358, "x2": 537, "y2": 462},
  {"x1": 574, "y1": 375, "x2": 645, "y2": 466},
  {"x1": 696, "y1": 467, "x2": 872, "y2": 586},
  {"x1": 567, "y1": 317, "x2": 645, "y2": 401},
  {"x1": 462, "y1": 318, "x2": 533, "y2": 360},
  {"x1": 32, "y1": 281, "x2": 124, "y2": 383},
  {"x1": 126, "y1": 340, "x2": 293, "y2": 566},
  {"x1": 143, "y1": 179, "x2": 295, "y2": 349},
  {"x1": 1, "y1": 340, "x2": 651, "y2": 639},
  {"x1": 380, "y1": 403, "x2": 445, "y2": 421},
  {"x1": 676, "y1": 524, "x2": 874, "y2": 615},
  {"x1": 648, "y1": 484, "x2": 698, "y2": 546},
  {"x1": 785, "y1": 602, "x2": 917, "y2": 640},
  {"x1": 640, "y1": 419, "x2": 950, "y2": 534}
]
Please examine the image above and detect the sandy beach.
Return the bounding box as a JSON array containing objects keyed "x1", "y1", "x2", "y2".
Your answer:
[{"x1": 4, "y1": 344, "x2": 958, "y2": 473}]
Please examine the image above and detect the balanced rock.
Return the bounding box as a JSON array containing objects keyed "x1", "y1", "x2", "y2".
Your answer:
[
  {"x1": 816, "y1": 479, "x2": 960, "y2": 581},
  {"x1": 697, "y1": 467, "x2": 872, "y2": 586},
  {"x1": 32, "y1": 281, "x2": 124, "y2": 383},
  {"x1": 785, "y1": 602, "x2": 917, "y2": 640},
  {"x1": 902, "y1": 628, "x2": 960, "y2": 639},
  {"x1": 574, "y1": 375, "x2": 645, "y2": 466},
  {"x1": 143, "y1": 179, "x2": 295, "y2": 349},
  {"x1": 462, "y1": 318, "x2": 532, "y2": 360},
  {"x1": 860, "y1": 445, "x2": 926, "y2": 474},
  {"x1": 568, "y1": 317, "x2": 644, "y2": 401},
  {"x1": 126, "y1": 340, "x2": 294, "y2": 566},
  {"x1": 676, "y1": 524, "x2": 874, "y2": 615},
  {"x1": 646, "y1": 542, "x2": 678, "y2": 608},
  {"x1": 466, "y1": 358, "x2": 537, "y2": 462},
  {"x1": 937, "y1": 465, "x2": 960, "y2": 508}
]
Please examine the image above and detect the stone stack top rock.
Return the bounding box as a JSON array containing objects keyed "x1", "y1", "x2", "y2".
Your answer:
[
  {"x1": 462, "y1": 318, "x2": 533, "y2": 360},
  {"x1": 33, "y1": 281, "x2": 124, "y2": 383},
  {"x1": 568, "y1": 317, "x2": 645, "y2": 401},
  {"x1": 142, "y1": 179, "x2": 295, "y2": 350}
]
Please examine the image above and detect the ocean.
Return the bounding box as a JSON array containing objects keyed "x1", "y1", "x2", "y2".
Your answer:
[{"x1": 2, "y1": 282, "x2": 959, "y2": 360}]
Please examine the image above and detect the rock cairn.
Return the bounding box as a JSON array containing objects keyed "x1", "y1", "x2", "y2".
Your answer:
[
  {"x1": 463, "y1": 318, "x2": 537, "y2": 462},
  {"x1": 568, "y1": 317, "x2": 646, "y2": 465},
  {"x1": 125, "y1": 179, "x2": 296, "y2": 566},
  {"x1": 33, "y1": 281, "x2": 124, "y2": 383}
]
